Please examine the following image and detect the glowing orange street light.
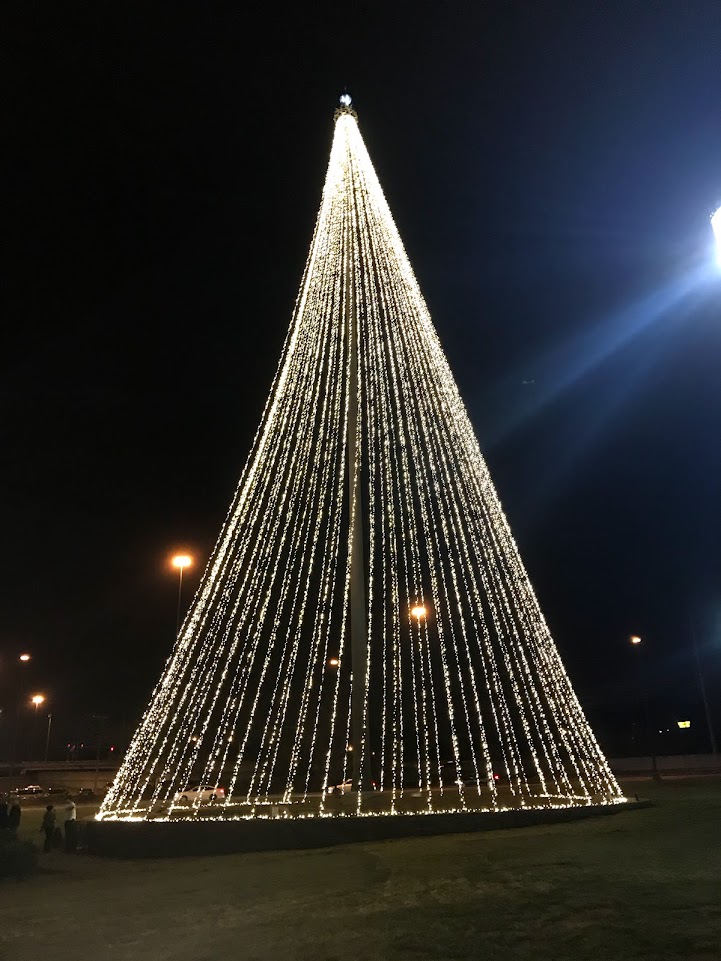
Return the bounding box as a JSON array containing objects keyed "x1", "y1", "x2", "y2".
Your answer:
[
  {"x1": 19, "y1": 653, "x2": 31, "y2": 662},
  {"x1": 328, "y1": 658, "x2": 340, "y2": 667},
  {"x1": 171, "y1": 553, "x2": 194, "y2": 637},
  {"x1": 411, "y1": 605, "x2": 428, "y2": 653},
  {"x1": 28, "y1": 695, "x2": 48, "y2": 763},
  {"x1": 630, "y1": 635, "x2": 642, "y2": 646}
]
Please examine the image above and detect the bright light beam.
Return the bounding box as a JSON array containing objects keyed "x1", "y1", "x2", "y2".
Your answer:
[{"x1": 712, "y1": 206, "x2": 721, "y2": 267}]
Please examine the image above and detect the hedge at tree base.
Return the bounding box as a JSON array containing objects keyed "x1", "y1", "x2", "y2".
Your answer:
[{"x1": 87, "y1": 798, "x2": 651, "y2": 858}]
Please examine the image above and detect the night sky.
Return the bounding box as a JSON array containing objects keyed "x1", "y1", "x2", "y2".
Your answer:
[{"x1": 4, "y1": 2, "x2": 721, "y2": 760}]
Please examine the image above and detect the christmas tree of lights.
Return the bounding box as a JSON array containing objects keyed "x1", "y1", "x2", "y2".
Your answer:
[{"x1": 100, "y1": 97, "x2": 622, "y2": 822}]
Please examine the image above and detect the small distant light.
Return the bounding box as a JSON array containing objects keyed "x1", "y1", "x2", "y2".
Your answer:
[
  {"x1": 410, "y1": 604, "x2": 427, "y2": 620},
  {"x1": 19, "y1": 653, "x2": 31, "y2": 662},
  {"x1": 172, "y1": 554, "x2": 193, "y2": 570},
  {"x1": 630, "y1": 635, "x2": 642, "y2": 646},
  {"x1": 346, "y1": 744, "x2": 354, "y2": 752},
  {"x1": 340, "y1": 93, "x2": 352, "y2": 107},
  {"x1": 677, "y1": 720, "x2": 691, "y2": 729},
  {"x1": 31, "y1": 694, "x2": 45, "y2": 706}
]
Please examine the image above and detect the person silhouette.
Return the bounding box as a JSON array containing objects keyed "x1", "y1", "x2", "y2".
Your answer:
[
  {"x1": 41, "y1": 804, "x2": 56, "y2": 852},
  {"x1": 63, "y1": 797, "x2": 78, "y2": 852},
  {"x1": 7, "y1": 795, "x2": 21, "y2": 834}
]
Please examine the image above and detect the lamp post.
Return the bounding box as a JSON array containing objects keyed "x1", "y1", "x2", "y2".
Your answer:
[
  {"x1": 630, "y1": 635, "x2": 660, "y2": 781},
  {"x1": 92, "y1": 714, "x2": 108, "y2": 795},
  {"x1": 410, "y1": 604, "x2": 427, "y2": 626},
  {"x1": 45, "y1": 712, "x2": 53, "y2": 763},
  {"x1": 8, "y1": 654, "x2": 32, "y2": 791},
  {"x1": 171, "y1": 554, "x2": 193, "y2": 637},
  {"x1": 411, "y1": 603, "x2": 429, "y2": 792},
  {"x1": 689, "y1": 618, "x2": 719, "y2": 768},
  {"x1": 31, "y1": 695, "x2": 45, "y2": 762}
]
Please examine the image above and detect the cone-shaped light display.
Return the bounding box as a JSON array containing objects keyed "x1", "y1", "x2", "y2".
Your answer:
[{"x1": 100, "y1": 98, "x2": 623, "y2": 821}]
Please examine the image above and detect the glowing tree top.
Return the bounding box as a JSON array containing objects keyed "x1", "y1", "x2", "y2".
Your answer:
[{"x1": 100, "y1": 96, "x2": 623, "y2": 821}]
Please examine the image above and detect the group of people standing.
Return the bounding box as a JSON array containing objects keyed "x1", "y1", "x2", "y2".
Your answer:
[
  {"x1": 1, "y1": 794, "x2": 78, "y2": 853},
  {"x1": 40, "y1": 798, "x2": 77, "y2": 852},
  {"x1": 0, "y1": 794, "x2": 22, "y2": 833}
]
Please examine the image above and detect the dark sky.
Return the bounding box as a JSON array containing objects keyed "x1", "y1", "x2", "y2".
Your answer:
[{"x1": 4, "y1": 1, "x2": 721, "y2": 758}]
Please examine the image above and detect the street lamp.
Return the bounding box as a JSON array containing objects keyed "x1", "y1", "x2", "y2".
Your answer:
[
  {"x1": 411, "y1": 605, "x2": 428, "y2": 647},
  {"x1": 30, "y1": 695, "x2": 45, "y2": 762},
  {"x1": 629, "y1": 635, "x2": 660, "y2": 780},
  {"x1": 688, "y1": 617, "x2": 719, "y2": 767},
  {"x1": 45, "y1": 712, "x2": 53, "y2": 762},
  {"x1": 92, "y1": 714, "x2": 109, "y2": 794},
  {"x1": 9, "y1": 654, "x2": 32, "y2": 790},
  {"x1": 171, "y1": 553, "x2": 193, "y2": 637}
]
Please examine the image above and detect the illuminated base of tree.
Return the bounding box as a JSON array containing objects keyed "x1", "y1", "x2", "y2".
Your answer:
[
  {"x1": 88, "y1": 797, "x2": 646, "y2": 859},
  {"x1": 97, "y1": 787, "x2": 629, "y2": 823}
]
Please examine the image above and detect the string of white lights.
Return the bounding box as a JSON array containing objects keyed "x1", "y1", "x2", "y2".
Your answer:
[{"x1": 356, "y1": 149, "x2": 480, "y2": 804}]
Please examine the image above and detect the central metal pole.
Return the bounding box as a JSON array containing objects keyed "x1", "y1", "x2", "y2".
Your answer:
[{"x1": 345, "y1": 176, "x2": 369, "y2": 793}]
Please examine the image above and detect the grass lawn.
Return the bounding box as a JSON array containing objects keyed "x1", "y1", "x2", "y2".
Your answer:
[{"x1": 1, "y1": 778, "x2": 720, "y2": 961}]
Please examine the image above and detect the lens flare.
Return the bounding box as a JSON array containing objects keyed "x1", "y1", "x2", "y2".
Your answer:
[{"x1": 712, "y1": 206, "x2": 721, "y2": 266}]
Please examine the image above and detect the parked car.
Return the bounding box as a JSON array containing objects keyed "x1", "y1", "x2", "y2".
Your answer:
[
  {"x1": 17, "y1": 784, "x2": 44, "y2": 795},
  {"x1": 326, "y1": 778, "x2": 354, "y2": 796},
  {"x1": 173, "y1": 784, "x2": 226, "y2": 805},
  {"x1": 325, "y1": 779, "x2": 378, "y2": 795}
]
